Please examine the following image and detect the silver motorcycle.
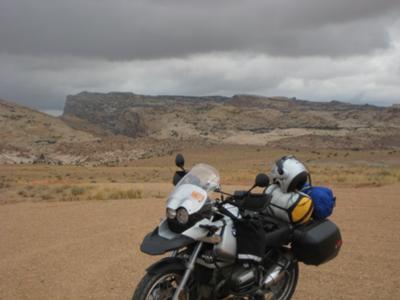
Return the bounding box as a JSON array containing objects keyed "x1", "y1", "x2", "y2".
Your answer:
[{"x1": 132, "y1": 154, "x2": 342, "y2": 300}]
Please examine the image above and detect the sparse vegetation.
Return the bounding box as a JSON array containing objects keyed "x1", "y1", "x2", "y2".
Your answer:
[
  {"x1": 0, "y1": 146, "x2": 399, "y2": 204},
  {"x1": 106, "y1": 188, "x2": 142, "y2": 200},
  {"x1": 70, "y1": 186, "x2": 86, "y2": 196}
]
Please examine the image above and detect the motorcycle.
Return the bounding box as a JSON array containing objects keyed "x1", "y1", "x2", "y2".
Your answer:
[{"x1": 132, "y1": 154, "x2": 342, "y2": 300}]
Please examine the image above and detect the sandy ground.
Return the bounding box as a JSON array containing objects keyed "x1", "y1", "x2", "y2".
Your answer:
[{"x1": 1, "y1": 185, "x2": 400, "y2": 300}]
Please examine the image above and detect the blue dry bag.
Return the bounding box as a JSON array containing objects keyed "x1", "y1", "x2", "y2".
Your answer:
[{"x1": 301, "y1": 184, "x2": 336, "y2": 220}]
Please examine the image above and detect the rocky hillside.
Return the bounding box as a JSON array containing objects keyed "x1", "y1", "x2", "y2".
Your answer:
[
  {"x1": 1, "y1": 93, "x2": 399, "y2": 165},
  {"x1": 63, "y1": 92, "x2": 400, "y2": 150},
  {"x1": 63, "y1": 92, "x2": 229, "y2": 137},
  {"x1": 0, "y1": 99, "x2": 97, "y2": 164},
  {"x1": 0, "y1": 99, "x2": 173, "y2": 165}
]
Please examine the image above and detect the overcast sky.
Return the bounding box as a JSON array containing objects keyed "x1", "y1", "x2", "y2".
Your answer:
[{"x1": 1, "y1": 0, "x2": 400, "y2": 111}]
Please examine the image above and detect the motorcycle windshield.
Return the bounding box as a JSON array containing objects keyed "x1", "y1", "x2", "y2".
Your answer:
[
  {"x1": 175, "y1": 163, "x2": 220, "y2": 193},
  {"x1": 167, "y1": 164, "x2": 220, "y2": 208}
]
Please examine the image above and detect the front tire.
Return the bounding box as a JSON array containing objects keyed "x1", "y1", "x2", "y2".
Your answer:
[
  {"x1": 264, "y1": 262, "x2": 299, "y2": 300},
  {"x1": 132, "y1": 262, "x2": 299, "y2": 300},
  {"x1": 132, "y1": 264, "x2": 188, "y2": 300}
]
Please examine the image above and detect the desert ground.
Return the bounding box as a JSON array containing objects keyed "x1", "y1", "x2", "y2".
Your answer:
[{"x1": 1, "y1": 146, "x2": 400, "y2": 299}]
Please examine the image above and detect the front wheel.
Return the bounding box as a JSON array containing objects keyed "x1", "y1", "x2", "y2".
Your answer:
[
  {"x1": 263, "y1": 262, "x2": 299, "y2": 300},
  {"x1": 132, "y1": 265, "x2": 189, "y2": 300}
]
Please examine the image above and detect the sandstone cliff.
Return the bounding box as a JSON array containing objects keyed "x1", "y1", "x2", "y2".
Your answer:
[{"x1": 62, "y1": 92, "x2": 400, "y2": 150}]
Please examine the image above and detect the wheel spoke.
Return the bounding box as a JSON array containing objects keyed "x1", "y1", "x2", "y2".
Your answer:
[{"x1": 145, "y1": 273, "x2": 187, "y2": 300}]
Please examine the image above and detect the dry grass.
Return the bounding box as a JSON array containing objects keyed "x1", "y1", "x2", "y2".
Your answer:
[
  {"x1": 89, "y1": 188, "x2": 142, "y2": 200},
  {"x1": 306, "y1": 165, "x2": 400, "y2": 187},
  {"x1": 4, "y1": 184, "x2": 143, "y2": 204},
  {"x1": 1, "y1": 145, "x2": 399, "y2": 204}
]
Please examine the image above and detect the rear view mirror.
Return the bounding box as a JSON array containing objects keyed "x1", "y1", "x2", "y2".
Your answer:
[
  {"x1": 255, "y1": 173, "x2": 270, "y2": 188},
  {"x1": 175, "y1": 153, "x2": 185, "y2": 169},
  {"x1": 173, "y1": 171, "x2": 187, "y2": 186}
]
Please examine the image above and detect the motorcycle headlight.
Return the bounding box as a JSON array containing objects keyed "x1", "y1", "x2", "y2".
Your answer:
[
  {"x1": 166, "y1": 208, "x2": 176, "y2": 219},
  {"x1": 176, "y1": 208, "x2": 189, "y2": 225}
]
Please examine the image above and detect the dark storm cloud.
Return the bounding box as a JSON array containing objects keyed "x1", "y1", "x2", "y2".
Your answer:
[
  {"x1": 1, "y1": 0, "x2": 400, "y2": 60},
  {"x1": 1, "y1": 0, "x2": 400, "y2": 110}
]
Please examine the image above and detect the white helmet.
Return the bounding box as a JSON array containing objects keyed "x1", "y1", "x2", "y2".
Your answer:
[{"x1": 270, "y1": 155, "x2": 309, "y2": 193}]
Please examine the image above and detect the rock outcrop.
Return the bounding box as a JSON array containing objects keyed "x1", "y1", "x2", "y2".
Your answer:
[
  {"x1": 2, "y1": 92, "x2": 399, "y2": 166},
  {"x1": 63, "y1": 92, "x2": 229, "y2": 137},
  {"x1": 62, "y1": 92, "x2": 400, "y2": 150}
]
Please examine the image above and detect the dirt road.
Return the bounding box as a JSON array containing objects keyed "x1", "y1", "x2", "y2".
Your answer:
[{"x1": 1, "y1": 185, "x2": 400, "y2": 299}]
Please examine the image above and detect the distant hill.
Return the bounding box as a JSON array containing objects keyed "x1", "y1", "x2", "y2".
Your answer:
[
  {"x1": 1, "y1": 93, "x2": 399, "y2": 165},
  {"x1": 62, "y1": 92, "x2": 400, "y2": 150},
  {"x1": 0, "y1": 98, "x2": 98, "y2": 164},
  {"x1": 0, "y1": 98, "x2": 167, "y2": 165}
]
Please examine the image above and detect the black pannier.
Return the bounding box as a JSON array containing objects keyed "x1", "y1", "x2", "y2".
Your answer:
[{"x1": 292, "y1": 219, "x2": 342, "y2": 266}]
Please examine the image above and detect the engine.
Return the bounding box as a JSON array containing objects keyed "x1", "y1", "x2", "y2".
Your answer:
[
  {"x1": 226, "y1": 265, "x2": 258, "y2": 295},
  {"x1": 221, "y1": 259, "x2": 290, "y2": 297}
]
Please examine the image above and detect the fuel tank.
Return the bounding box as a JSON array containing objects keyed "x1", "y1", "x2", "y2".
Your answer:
[{"x1": 213, "y1": 217, "x2": 237, "y2": 260}]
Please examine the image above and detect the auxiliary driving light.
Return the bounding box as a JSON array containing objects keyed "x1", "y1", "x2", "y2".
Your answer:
[{"x1": 166, "y1": 208, "x2": 176, "y2": 219}]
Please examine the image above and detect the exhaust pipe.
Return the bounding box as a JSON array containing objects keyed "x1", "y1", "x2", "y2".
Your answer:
[
  {"x1": 263, "y1": 257, "x2": 290, "y2": 289},
  {"x1": 263, "y1": 265, "x2": 286, "y2": 289}
]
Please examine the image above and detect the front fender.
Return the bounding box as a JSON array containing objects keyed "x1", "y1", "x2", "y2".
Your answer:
[
  {"x1": 146, "y1": 257, "x2": 187, "y2": 275},
  {"x1": 140, "y1": 227, "x2": 195, "y2": 255}
]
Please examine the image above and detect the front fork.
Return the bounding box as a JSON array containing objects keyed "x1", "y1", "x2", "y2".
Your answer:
[{"x1": 172, "y1": 242, "x2": 203, "y2": 300}]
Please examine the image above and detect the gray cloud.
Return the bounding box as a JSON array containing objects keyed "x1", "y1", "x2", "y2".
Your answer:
[
  {"x1": 2, "y1": 41, "x2": 399, "y2": 110},
  {"x1": 1, "y1": 0, "x2": 400, "y2": 60},
  {"x1": 0, "y1": 0, "x2": 399, "y2": 109}
]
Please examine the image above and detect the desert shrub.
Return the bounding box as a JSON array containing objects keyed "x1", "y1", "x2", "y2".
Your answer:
[
  {"x1": 41, "y1": 194, "x2": 53, "y2": 200},
  {"x1": 35, "y1": 185, "x2": 49, "y2": 192},
  {"x1": 18, "y1": 190, "x2": 29, "y2": 198},
  {"x1": 101, "y1": 188, "x2": 143, "y2": 200},
  {"x1": 375, "y1": 170, "x2": 391, "y2": 177},
  {"x1": 92, "y1": 191, "x2": 106, "y2": 200},
  {"x1": 0, "y1": 182, "x2": 9, "y2": 189},
  {"x1": 126, "y1": 189, "x2": 142, "y2": 199},
  {"x1": 154, "y1": 191, "x2": 165, "y2": 199},
  {"x1": 108, "y1": 190, "x2": 124, "y2": 199},
  {"x1": 70, "y1": 186, "x2": 86, "y2": 196},
  {"x1": 54, "y1": 185, "x2": 69, "y2": 194}
]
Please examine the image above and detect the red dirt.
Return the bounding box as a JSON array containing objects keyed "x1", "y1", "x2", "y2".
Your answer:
[{"x1": 1, "y1": 185, "x2": 399, "y2": 299}]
